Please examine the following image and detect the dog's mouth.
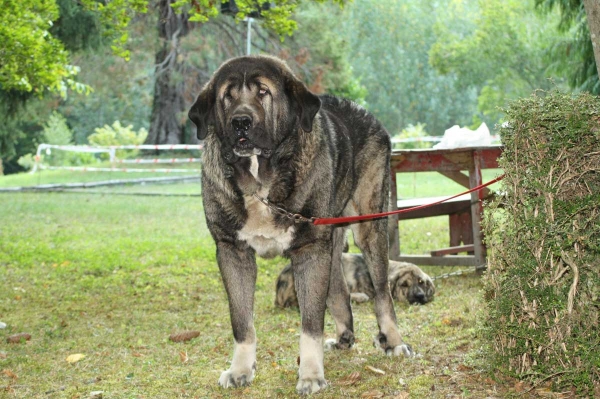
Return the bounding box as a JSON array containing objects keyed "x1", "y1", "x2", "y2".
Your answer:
[
  {"x1": 232, "y1": 134, "x2": 273, "y2": 158},
  {"x1": 407, "y1": 292, "x2": 430, "y2": 305},
  {"x1": 233, "y1": 137, "x2": 262, "y2": 157},
  {"x1": 407, "y1": 297, "x2": 427, "y2": 305}
]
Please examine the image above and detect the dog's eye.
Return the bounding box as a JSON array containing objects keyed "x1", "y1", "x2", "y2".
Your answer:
[
  {"x1": 418, "y1": 279, "x2": 424, "y2": 285},
  {"x1": 258, "y1": 87, "x2": 270, "y2": 97}
]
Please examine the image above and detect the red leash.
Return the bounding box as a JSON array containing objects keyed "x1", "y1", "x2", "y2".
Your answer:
[{"x1": 312, "y1": 174, "x2": 505, "y2": 226}]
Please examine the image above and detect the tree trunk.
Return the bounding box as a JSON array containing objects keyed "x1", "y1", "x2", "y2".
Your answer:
[
  {"x1": 146, "y1": 0, "x2": 191, "y2": 146},
  {"x1": 583, "y1": 0, "x2": 600, "y2": 79}
]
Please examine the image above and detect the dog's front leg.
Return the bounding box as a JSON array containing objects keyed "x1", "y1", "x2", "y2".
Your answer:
[
  {"x1": 291, "y1": 241, "x2": 331, "y2": 395},
  {"x1": 216, "y1": 241, "x2": 258, "y2": 389}
]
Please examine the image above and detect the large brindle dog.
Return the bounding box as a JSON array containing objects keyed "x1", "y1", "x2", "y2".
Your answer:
[{"x1": 188, "y1": 55, "x2": 412, "y2": 395}]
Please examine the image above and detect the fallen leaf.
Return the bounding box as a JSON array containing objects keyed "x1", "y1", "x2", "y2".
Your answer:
[
  {"x1": 169, "y1": 330, "x2": 200, "y2": 343},
  {"x1": 6, "y1": 333, "x2": 31, "y2": 344},
  {"x1": 361, "y1": 390, "x2": 384, "y2": 398},
  {"x1": 514, "y1": 381, "x2": 525, "y2": 392},
  {"x1": 442, "y1": 318, "x2": 464, "y2": 327},
  {"x1": 90, "y1": 390, "x2": 103, "y2": 398},
  {"x1": 365, "y1": 365, "x2": 385, "y2": 375},
  {"x1": 337, "y1": 371, "x2": 361, "y2": 386},
  {"x1": 2, "y1": 369, "x2": 18, "y2": 380},
  {"x1": 66, "y1": 353, "x2": 86, "y2": 363},
  {"x1": 457, "y1": 364, "x2": 473, "y2": 372},
  {"x1": 393, "y1": 393, "x2": 409, "y2": 399},
  {"x1": 0, "y1": 352, "x2": 7, "y2": 359},
  {"x1": 179, "y1": 351, "x2": 188, "y2": 363}
]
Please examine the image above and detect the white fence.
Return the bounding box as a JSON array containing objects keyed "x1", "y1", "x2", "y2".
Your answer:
[{"x1": 32, "y1": 144, "x2": 203, "y2": 174}]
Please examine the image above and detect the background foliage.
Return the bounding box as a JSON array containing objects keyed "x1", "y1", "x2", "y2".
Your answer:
[
  {"x1": 535, "y1": 0, "x2": 599, "y2": 94},
  {"x1": 429, "y1": 0, "x2": 568, "y2": 128},
  {"x1": 0, "y1": 0, "x2": 81, "y2": 95},
  {"x1": 0, "y1": 0, "x2": 596, "y2": 174},
  {"x1": 338, "y1": 0, "x2": 479, "y2": 136}
]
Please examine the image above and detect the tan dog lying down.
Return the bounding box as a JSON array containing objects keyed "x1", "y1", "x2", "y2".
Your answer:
[{"x1": 276, "y1": 253, "x2": 435, "y2": 308}]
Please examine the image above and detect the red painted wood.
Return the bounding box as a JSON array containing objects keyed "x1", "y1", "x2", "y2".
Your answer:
[
  {"x1": 430, "y1": 244, "x2": 475, "y2": 256},
  {"x1": 390, "y1": 146, "x2": 502, "y2": 173},
  {"x1": 388, "y1": 146, "x2": 503, "y2": 265}
]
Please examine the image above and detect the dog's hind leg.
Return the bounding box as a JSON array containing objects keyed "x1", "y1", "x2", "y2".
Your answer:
[
  {"x1": 291, "y1": 240, "x2": 331, "y2": 395},
  {"x1": 215, "y1": 241, "x2": 258, "y2": 389},
  {"x1": 349, "y1": 155, "x2": 414, "y2": 358},
  {"x1": 325, "y1": 226, "x2": 355, "y2": 350}
]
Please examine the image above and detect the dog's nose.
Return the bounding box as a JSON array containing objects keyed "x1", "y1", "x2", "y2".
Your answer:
[
  {"x1": 232, "y1": 115, "x2": 252, "y2": 132},
  {"x1": 413, "y1": 290, "x2": 426, "y2": 304}
]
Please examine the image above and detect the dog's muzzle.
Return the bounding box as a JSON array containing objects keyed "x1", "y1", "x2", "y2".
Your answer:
[
  {"x1": 232, "y1": 115, "x2": 252, "y2": 133},
  {"x1": 230, "y1": 115, "x2": 272, "y2": 158}
]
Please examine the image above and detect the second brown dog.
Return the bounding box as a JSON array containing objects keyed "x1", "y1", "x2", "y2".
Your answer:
[{"x1": 276, "y1": 253, "x2": 435, "y2": 308}]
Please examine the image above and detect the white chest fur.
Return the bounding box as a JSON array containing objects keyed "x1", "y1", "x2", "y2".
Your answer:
[{"x1": 237, "y1": 156, "x2": 295, "y2": 258}]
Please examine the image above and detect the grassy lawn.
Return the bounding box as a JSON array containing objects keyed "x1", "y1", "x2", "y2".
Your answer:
[
  {"x1": 0, "y1": 171, "x2": 542, "y2": 398},
  {"x1": 0, "y1": 165, "x2": 200, "y2": 189}
]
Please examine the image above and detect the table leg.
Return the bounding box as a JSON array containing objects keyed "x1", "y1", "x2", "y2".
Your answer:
[
  {"x1": 469, "y1": 150, "x2": 487, "y2": 266},
  {"x1": 389, "y1": 172, "x2": 400, "y2": 260}
]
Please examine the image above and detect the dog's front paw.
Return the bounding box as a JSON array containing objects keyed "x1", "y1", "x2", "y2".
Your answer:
[
  {"x1": 218, "y1": 367, "x2": 255, "y2": 388},
  {"x1": 389, "y1": 343, "x2": 414, "y2": 357},
  {"x1": 296, "y1": 377, "x2": 327, "y2": 395},
  {"x1": 373, "y1": 333, "x2": 415, "y2": 357}
]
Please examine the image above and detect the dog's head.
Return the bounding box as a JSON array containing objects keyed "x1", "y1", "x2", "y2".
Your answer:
[
  {"x1": 188, "y1": 55, "x2": 321, "y2": 160},
  {"x1": 388, "y1": 262, "x2": 435, "y2": 305}
]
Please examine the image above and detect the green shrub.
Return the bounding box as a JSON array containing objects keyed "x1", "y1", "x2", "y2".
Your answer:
[
  {"x1": 43, "y1": 112, "x2": 73, "y2": 146},
  {"x1": 482, "y1": 91, "x2": 600, "y2": 396},
  {"x1": 18, "y1": 112, "x2": 95, "y2": 169},
  {"x1": 17, "y1": 153, "x2": 36, "y2": 170},
  {"x1": 87, "y1": 121, "x2": 148, "y2": 160},
  {"x1": 392, "y1": 123, "x2": 432, "y2": 149}
]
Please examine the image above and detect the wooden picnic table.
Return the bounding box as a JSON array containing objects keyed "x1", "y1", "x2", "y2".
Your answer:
[{"x1": 388, "y1": 145, "x2": 503, "y2": 266}]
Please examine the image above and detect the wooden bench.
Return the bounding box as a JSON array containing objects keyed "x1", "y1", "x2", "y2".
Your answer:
[
  {"x1": 395, "y1": 194, "x2": 475, "y2": 257},
  {"x1": 389, "y1": 146, "x2": 502, "y2": 266}
]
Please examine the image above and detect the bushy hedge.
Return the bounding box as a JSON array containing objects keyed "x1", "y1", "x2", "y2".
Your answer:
[{"x1": 482, "y1": 91, "x2": 600, "y2": 396}]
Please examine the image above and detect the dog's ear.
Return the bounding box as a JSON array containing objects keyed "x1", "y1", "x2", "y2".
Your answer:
[
  {"x1": 188, "y1": 82, "x2": 215, "y2": 140},
  {"x1": 286, "y1": 78, "x2": 321, "y2": 133}
]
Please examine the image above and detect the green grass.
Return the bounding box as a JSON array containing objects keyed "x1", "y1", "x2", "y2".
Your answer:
[
  {"x1": 0, "y1": 170, "x2": 541, "y2": 398},
  {"x1": 395, "y1": 170, "x2": 503, "y2": 199},
  {"x1": 0, "y1": 165, "x2": 200, "y2": 189}
]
